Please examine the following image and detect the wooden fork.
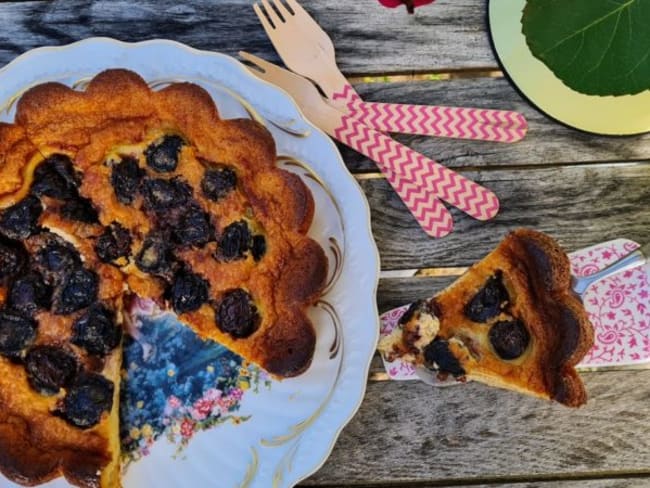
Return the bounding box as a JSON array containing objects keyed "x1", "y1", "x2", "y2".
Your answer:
[{"x1": 253, "y1": 0, "x2": 528, "y2": 143}]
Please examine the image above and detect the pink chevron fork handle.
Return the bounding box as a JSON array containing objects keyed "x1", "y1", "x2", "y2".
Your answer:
[
  {"x1": 332, "y1": 83, "x2": 528, "y2": 143},
  {"x1": 333, "y1": 115, "x2": 453, "y2": 238},
  {"x1": 377, "y1": 169, "x2": 454, "y2": 238},
  {"x1": 334, "y1": 113, "x2": 500, "y2": 221}
]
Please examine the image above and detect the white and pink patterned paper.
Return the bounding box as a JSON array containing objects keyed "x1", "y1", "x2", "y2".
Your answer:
[{"x1": 379, "y1": 239, "x2": 650, "y2": 380}]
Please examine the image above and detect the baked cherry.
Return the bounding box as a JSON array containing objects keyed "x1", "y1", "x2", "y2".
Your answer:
[
  {"x1": 201, "y1": 167, "x2": 237, "y2": 201},
  {"x1": 0, "y1": 310, "x2": 37, "y2": 360},
  {"x1": 141, "y1": 177, "x2": 192, "y2": 212},
  {"x1": 72, "y1": 304, "x2": 122, "y2": 356},
  {"x1": 216, "y1": 289, "x2": 260, "y2": 338},
  {"x1": 464, "y1": 272, "x2": 510, "y2": 322},
  {"x1": 423, "y1": 339, "x2": 466, "y2": 377},
  {"x1": 52, "y1": 268, "x2": 99, "y2": 315},
  {"x1": 110, "y1": 156, "x2": 144, "y2": 205},
  {"x1": 217, "y1": 220, "x2": 251, "y2": 260},
  {"x1": 399, "y1": 299, "x2": 430, "y2": 326},
  {"x1": 135, "y1": 230, "x2": 174, "y2": 277},
  {"x1": 37, "y1": 243, "x2": 81, "y2": 273},
  {"x1": 59, "y1": 373, "x2": 114, "y2": 429},
  {"x1": 145, "y1": 135, "x2": 184, "y2": 173},
  {"x1": 60, "y1": 196, "x2": 99, "y2": 224},
  {"x1": 8, "y1": 272, "x2": 52, "y2": 316},
  {"x1": 488, "y1": 319, "x2": 530, "y2": 360},
  {"x1": 31, "y1": 154, "x2": 79, "y2": 200},
  {"x1": 170, "y1": 203, "x2": 213, "y2": 247},
  {"x1": 0, "y1": 236, "x2": 27, "y2": 281},
  {"x1": 25, "y1": 345, "x2": 79, "y2": 395},
  {"x1": 169, "y1": 269, "x2": 209, "y2": 314},
  {"x1": 95, "y1": 223, "x2": 132, "y2": 263},
  {"x1": 33, "y1": 233, "x2": 82, "y2": 285},
  {"x1": 0, "y1": 195, "x2": 43, "y2": 240},
  {"x1": 251, "y1": 235, "x2": 266, "y2": 262}
]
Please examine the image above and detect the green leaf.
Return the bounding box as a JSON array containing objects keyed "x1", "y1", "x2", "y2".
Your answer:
[{"x1": 521, "y1": 0, "x2": 650, "y2": 96}]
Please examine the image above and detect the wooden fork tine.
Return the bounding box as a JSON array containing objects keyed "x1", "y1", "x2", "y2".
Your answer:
[
  {"x1": 253, "y1": 3, "x2": 275, "y2": 32},
  {"x1": 239, "y1": 51, "x2": 275, "y2": 74},
  {"x1": 239, "y1": 53, "x2": 286, "y2": 87},
  {"x1": 283, "y1": 0, "x2": 330, "y2": 41},
  {"x1": 242, "y1": 64, "x2": 272, "y2": 84},
  {"x1": 270, "y1": 0, "x2": 292, "y2": 20},
  {"x1": 239, "y1": 52, "x2": 319, "y2": 96},
  {"x1": 261, "y1": 0, "x2": 283, "y2": 26},
  {"x1": 284, "y1": 0, "x2": 308, "y2": 19}
]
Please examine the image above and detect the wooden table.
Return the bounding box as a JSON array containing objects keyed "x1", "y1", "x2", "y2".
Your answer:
[{"x1": 2, "y1": 1, "x2": 650, "y2": 487}]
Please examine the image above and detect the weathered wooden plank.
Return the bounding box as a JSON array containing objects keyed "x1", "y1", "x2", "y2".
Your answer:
[
  {"x1": 301, "y1": 478, "x2": 650, "y2": 488},
  {"x1": 303, "y1": 369, "x2": 650, "y2": 485},
  {"x1": 377, "y1": 276, "x2": 457, "y2": 313},
  {"x1": 360, "y1": 162, "x2": 650, "y2": 270},
  {"x1": 303, "y1": 479, "x2": 650, "y2": 488},
  {"x1": 463, "y1": 481, "x2": 650, "y2": 488},
  {"x1": 0, "y1": 0, "x2": 495, "y2": 74},
  {"x1": 341, "y1": 78, "x2": 650, "y2": 172},
  {"x1": 462, "y1": 481, "x2": 650, "y2": 488},
  {"x1": 460, "y1": 476, "x2": 650, "y2": 488}
]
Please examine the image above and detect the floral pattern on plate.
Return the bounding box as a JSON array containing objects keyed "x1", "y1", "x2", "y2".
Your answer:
[{"x1": 120, "y1": 298, "x2": 271, "y2": 461}]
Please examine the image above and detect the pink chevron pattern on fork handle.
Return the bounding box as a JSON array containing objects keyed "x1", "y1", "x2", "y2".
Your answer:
[
  {"x1": 332, "y1": 83, "x2": 364, "y2": 104},
  {"x1": 330, "y1": 115, "x2": 453, "y2": 237},
  {"x1": 332, "y1": 83, "x2": 528, "y2": 143},
  {"x1": 334, "y1": 113, "x2": 500, "y2": 221},
  {"x1": 374, "y1": 169, "x2": 454, "y2": 238}
]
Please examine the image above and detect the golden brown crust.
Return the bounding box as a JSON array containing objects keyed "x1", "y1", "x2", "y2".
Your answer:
[
  {"x1": 499, "y1": 229, "x2": 593, "y2": 406},
  {"x1": 0, "y1": 123, "x2": 43, "y2": 206},
  {"x1": 0, "y1": 68, "x2": 327, "y2": 487},
  {"x1": 15, "y1": 70, "x2": 156, "y2": 149}
]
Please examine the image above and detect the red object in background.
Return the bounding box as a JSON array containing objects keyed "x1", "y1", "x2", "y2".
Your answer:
[{"x1": 378, "y1": 0, "x2": 435, "y2": 14}]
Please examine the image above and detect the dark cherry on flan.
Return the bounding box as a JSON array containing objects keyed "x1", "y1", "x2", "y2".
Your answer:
[
  {"x1": 464, "y1": 271, "x2": 509, "y2": 322},
  {"x1": 216, "y1": 289, "x2": 260, "y2": 339}
]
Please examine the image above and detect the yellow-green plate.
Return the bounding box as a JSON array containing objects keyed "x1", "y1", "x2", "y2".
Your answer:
[{"x1": 489, "y1": 0, "x2": 650, "y2": 136}]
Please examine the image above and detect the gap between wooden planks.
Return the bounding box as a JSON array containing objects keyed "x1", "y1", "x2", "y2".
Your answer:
[
  {"x1": 354, "y1": 160, "x2": 650, "y2": 178},
  {"x1": 348, "y1": 69, "x2": 504, "y2": 84},
  {"x1": 302, "y1": 470, "x2": 650, "y2": 487}
]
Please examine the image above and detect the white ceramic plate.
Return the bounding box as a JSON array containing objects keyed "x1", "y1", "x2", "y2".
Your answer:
[
  {"x1": 0, "y1": 38, "x2": 380, "y2": 488},
  {"x1": 489, "y1": 0, "x2": 650, "y2": 135}
]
